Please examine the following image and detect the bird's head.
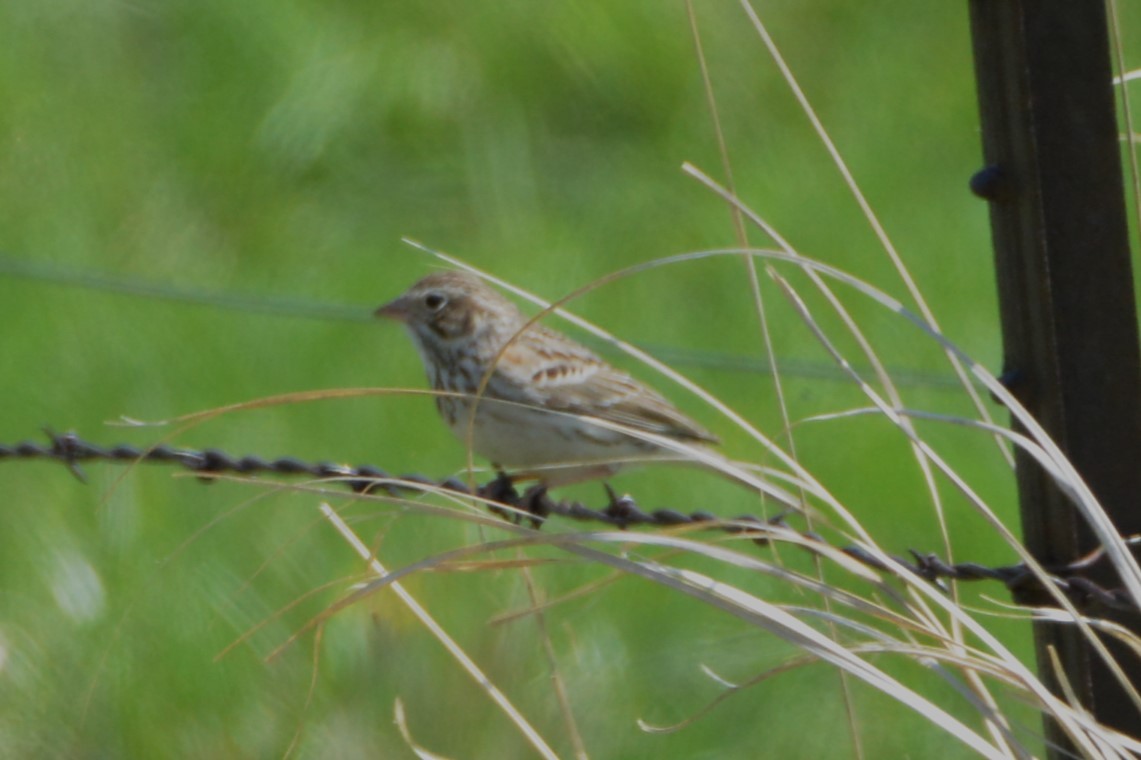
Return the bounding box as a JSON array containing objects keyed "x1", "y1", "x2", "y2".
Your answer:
[{"x1": 375, "y1": 271, "x2": 521, "y2": 348}]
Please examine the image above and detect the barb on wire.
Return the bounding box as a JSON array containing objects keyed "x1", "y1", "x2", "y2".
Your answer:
[{"x1": 3, "y1": 430, "x2": 1138, "y2": 614}]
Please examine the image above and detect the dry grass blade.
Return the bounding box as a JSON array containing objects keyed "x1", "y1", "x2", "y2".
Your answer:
[
  {"x1": 766, "y1": 268, "x2": 1141, "y2": 728},
  {"x1": 301, "y1": 502, "x2": 1077, "y2": 756},
  {"x1": 394, "y1": 699, "x2": 455, "y2": 760},
  {"x1": 317, "y1": 503, "x2": 559, "y2": 760}
]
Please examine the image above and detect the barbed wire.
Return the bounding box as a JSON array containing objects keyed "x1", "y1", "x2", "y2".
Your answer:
[{"x1": 3, "y1": 430, "x2": 1137, "y2": 614}]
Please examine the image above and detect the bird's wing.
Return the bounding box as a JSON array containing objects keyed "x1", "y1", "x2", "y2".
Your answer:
[{"x1": 493, "y1": 324, "x2": 720, "y2": 444}]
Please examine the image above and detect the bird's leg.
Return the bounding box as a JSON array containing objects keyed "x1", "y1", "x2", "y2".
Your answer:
[
  {"x1": 482, "y1": 468, "x2": 520, "y2": 522},
  {"x1": 518, "y1": 483, "x2": 550, "y2": 529},
  {"x1": 482, "y1": 468, "x2": 548, "y2": 528},
  {"x1": 491, "y1": 466, "x2": 514, "y2": 491}
]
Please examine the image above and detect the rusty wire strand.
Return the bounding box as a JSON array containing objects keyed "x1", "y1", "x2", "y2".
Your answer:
[{"x1": 4, "y1": 430, "x2": 1138, "y2": 614}]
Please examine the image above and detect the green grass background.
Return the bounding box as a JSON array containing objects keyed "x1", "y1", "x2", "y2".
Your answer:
[{"x1": 2, "y1": 1, "x2": 1137, "y2": 757}]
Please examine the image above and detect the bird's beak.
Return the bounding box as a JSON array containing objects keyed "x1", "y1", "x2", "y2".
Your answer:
[{"x1": 374, "y1": 296, "x2": 409, "y2": 322}]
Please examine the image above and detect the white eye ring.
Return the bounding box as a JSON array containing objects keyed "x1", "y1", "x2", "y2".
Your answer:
[{"x1": 424, "y1": 293, "x2": 447, "y2": 311}]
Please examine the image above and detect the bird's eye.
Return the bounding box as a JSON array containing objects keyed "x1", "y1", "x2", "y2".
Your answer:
[{"x1": 423, "y1": 293, "x2": 446, "y2": 311}]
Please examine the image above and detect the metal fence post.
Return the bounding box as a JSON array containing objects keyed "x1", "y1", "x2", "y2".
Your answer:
[{"x1": 966, "y1": 0, "x2": 1141, "y2": 749}]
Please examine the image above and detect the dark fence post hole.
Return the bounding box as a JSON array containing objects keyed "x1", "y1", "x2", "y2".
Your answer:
[{"x1": 967, "y1": 0, "x2": 1141, "y2": 751}]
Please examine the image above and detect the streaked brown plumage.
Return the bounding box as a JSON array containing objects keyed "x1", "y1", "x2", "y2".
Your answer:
[{"x1": 376, "y1": 271, "x2": 717, "y2": 484}]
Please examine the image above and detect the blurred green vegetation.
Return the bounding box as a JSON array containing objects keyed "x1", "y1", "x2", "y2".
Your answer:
[{"x1": 3, "y1": 1, "x2": 1135, "y2": 757}]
